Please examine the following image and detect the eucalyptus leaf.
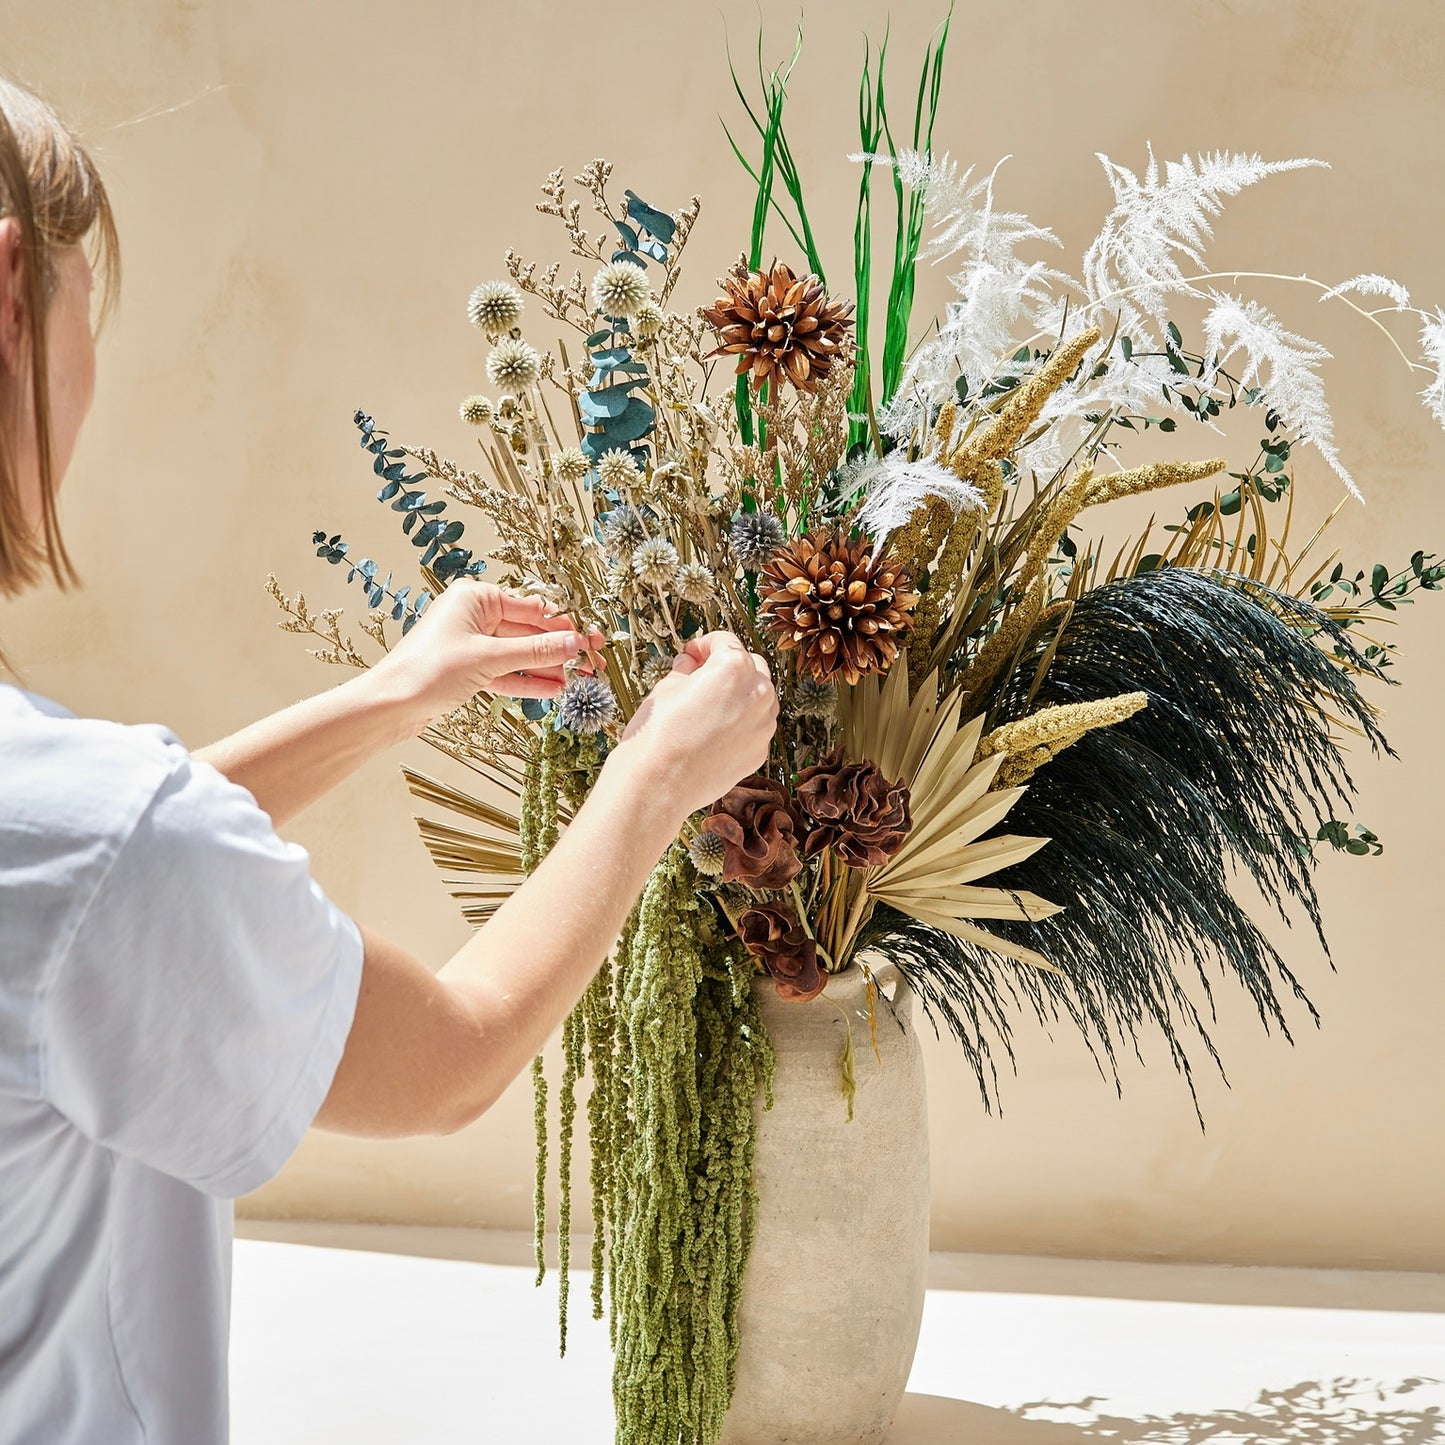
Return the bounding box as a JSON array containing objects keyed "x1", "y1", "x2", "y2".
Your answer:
[{"x1": 624, "y1": 190, "x2": 676, "y2": 243}]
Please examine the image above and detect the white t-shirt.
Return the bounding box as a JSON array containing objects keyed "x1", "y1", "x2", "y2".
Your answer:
[{"x1": 0, "y1": 684, "x2": 364, "y2": 1444}]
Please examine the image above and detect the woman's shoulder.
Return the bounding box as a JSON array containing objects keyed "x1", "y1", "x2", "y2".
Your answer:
[{"x1": 0, "y1": 684, "x2": 190, "y2": 855}]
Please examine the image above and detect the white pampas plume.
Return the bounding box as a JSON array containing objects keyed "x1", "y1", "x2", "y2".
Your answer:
[
  {"x1": 854, "y1": 450, "x2": 986, "y2": 547},
  {"x1": 1202, "y1": 291, "x2": 1359, "y2": 501}
]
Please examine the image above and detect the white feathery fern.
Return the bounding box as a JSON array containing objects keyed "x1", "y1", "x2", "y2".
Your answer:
[
  {"x1": 857, "y1": 143, "x2": 1443, "y2": 499},
  {"x1": 1319, "y1": 273, "x2": 1413, "y2": 308},
  {"x1": 853, "y1": 449, "x2": 985, "y2": 546},
  {"x1": 868, "y1": 152, "x2": 1072, "y2": 440},
  {"x1": 1419, "y1": 308, "x2": 1445, "y2": 428},
  {"x1": 1082, "y1": 148, "x2": 1328, "y2": 342},
  {"x1": 1202, "y1": 291, "x2": 1357, "y2": 500}
]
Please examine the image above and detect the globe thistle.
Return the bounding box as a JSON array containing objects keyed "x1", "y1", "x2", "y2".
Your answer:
[
  {"x1": 687, "y1": 830, "x2": 727, "y2": 878},
  {"x1": 633, "y1": 301, "x2": 667, "y2": 341},
  {"x1": 591, "y1": 260, "x2": 652, "y2": 319},
  {"x1": 632, "y1": 537, "x2": 680, "y2": 590},
  {"x1": 553, "y1": 447, "x2": 590, "y2": 485},
  {"x1": 600, "y1": 505, "x2": 647, "y2": 559},
  {"x1": 602, "y1": 560, "x2": 635, "y2": 600},
  {"x1": 675, "y1": 561, "x2": 716, "y2": 606},
  {"x1": 729, "y1": 510, "x2": 786, "y2": 570},
  {"x1": 639, "y1": 651, "x2": 674, "y2": 690},
  {"x1": 597, "y1": 447, "x2": 642, "y2": 490},
  {"x1": 791, "y1": 675, "x2": 837, "y2": 720},
  {"x1": 486, "y1": 337, "x2": 542, "y2": 396},
  {"x1": 467, "y1": 280, "x2": 524, "y2": 336},
  {"x1": 459, "y1": 394, "x2": 493, "y2": 426},
  {"x1": 556, "y1": 675, "x2": 617, "y2": 734}
]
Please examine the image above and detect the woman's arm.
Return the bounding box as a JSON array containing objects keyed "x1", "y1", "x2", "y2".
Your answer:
[
  {"x1": 314, "y1": 634, "x2": 778, "y2": 1138},
  {"x1": 194, "y1": 583, "x2": 605, "y2": 830}
]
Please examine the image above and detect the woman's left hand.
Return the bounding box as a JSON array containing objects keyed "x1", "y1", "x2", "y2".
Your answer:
[{"x1": 370, "y1": 580, "x2": 607, "y2": 731}]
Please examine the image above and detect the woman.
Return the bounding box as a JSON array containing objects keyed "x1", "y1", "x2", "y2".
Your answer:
[{"x1": 0, "y1": 78, "x2": 777, "y2": 1444}]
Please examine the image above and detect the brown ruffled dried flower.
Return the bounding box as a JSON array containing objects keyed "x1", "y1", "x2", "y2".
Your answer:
[
  {"x1": 701, "y1": 775, "x2": 802, "y2": 891},
  {"x1": 738, "y1": 905, "x2": 826, "y2": 1002},
  {"x1": 794, "y1": 747, "x2": 911, "y2": 868}
]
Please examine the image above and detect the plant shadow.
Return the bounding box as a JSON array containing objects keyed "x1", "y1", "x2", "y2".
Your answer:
[{"x1": 889, "y1": 1377, "x2": 1444, "y2": 1444}]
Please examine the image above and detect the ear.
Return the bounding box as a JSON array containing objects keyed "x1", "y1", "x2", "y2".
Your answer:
[{"x1": 0, "y1": 217, "x2": 26, "y2": 376}]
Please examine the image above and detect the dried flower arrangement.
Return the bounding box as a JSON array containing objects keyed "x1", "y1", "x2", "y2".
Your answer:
[{"x1": 271, "y1": 14, "x2": 1445, "y2": 1442}]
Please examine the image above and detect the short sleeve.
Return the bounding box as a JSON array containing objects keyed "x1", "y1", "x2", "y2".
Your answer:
[{"x1": 39, "y1": 755, "x2": 364, "y2": 1198}]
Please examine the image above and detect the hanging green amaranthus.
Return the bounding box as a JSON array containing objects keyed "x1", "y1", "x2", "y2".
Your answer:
[{"x1": 522, "y1": 726, "x2": 775, "y2": 1444}]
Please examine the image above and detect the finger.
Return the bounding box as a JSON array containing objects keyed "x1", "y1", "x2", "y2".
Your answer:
[
  {"x1": 748, "y1": 652, "x2": 772, "y2": 681},
  {"x1": 497, "y1": 594, "x2": 605, "y2": 650},
  {"x1": 484, "y1": 629, "x2": 587, "y2": 677},
  {"x1": 495, "y1": 591, "x2": 552, "y2": 626},
  {"x1": 508, "y1": 664, "x2": 568, "y2": 685},
  {"x1": 491, "y1": 618, "x2": 608, "y2": 652},
  {"x1": 682, "y1": 630, "x2": 746, "y2": 665},
  {"x1": 490, "y1": 674, "x2": 566, "y2": 700}
]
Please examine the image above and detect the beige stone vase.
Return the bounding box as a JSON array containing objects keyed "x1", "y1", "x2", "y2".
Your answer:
[{"x1": 720, "y1": 958, "x2": 930, "y2": 1445}]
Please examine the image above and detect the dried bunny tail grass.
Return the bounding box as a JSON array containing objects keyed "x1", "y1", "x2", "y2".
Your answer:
[
  {"x1": 947, "y1": 326, "x2": 1102, "y2": 479},
  {"x1": 978, "y1": 692, "x2": 1149, "y2": 788},
  {"x1": 1083, "y1": 457, "x2": 1227, "y2": 508}
]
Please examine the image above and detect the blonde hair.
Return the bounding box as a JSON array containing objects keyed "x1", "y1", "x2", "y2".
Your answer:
[{"x1": 0, "y1": 76, "x2": 119, "y2": 603}]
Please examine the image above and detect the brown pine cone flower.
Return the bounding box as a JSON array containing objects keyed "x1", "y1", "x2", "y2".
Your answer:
[
  {"x1": 795, "y1": 747, "x2": 912, "y2": 868},
  {"x1": 702, "y1": 259, "x2": 854, "y2": 395},
  {"x1": 701, "y1": 775, "x2": 803, "y2": 891},
  {"x1": 758, "y1": 529, "x2": 920, "y2": 685},
  {"x1": 738, "y1": 905, "x2": 826, "y2": 1003}
]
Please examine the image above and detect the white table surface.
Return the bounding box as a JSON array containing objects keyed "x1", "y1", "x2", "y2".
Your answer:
[{"x1": 231, "y1": 1222, "x2": 1445, "y2": 1443}]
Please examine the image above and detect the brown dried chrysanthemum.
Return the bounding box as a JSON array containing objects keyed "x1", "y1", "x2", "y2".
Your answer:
[
  {"x1": 700, "y1": 774, "x2": 802, "y2": 891},
  {"x1": 758, "y1": 529, "x2": 920, "y2": 685},
  {"x1": 702, "y1": 259, "x2": 854, "y2": 394},
  {"x1": 738, "y1": 905, "x2": 826, "y2": 1002},
  {"x1": 794, "y1": 747, "x2": 911, "y2": 868}
]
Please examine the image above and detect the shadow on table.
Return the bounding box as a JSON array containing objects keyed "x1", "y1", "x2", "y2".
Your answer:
[
  {"x1": 892, "y1": 1393, "x2": 1086, "y2": 1441},
  {"x1": 891, "y1": 1377, "x2": 1444, "y2": 1443}
]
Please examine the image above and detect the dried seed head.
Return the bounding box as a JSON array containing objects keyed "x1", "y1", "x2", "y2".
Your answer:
[
  {"x1": 639, "y1": 651, "x2": 675, "y2": 690},
  {"x1": 675, "y1": 561, "x2": 716, "y2": 605},
  {"x1": 633, "y1": 301, "x2": 667, "y2": 340},
  {"x1": 597, "y1": 448, "x2": 642, "y2": 489},
  {"x1": 729, "y1": 510, "x2": 786, "y2": 570},
  {"x1": 486, "y1": 338, "x2": 542, "y2": 396},
  {"x1": 459, "y1": 394, "x2": 493, "y2": 425},
  {"x1": 591, "y1": 260, "x2": 652, "y2": 319},
  {"x1": 467, "y1": 280, "x2": 524, "y2": 336},
  {"x1": 556, "y1": 676, "x2": 618, "y2": 734},
  {"x1": 553, "y1": 447, "x2": 591, "y2": 484},
  {"x1": 632, "y1": 536, "x2": 680, "y2": 590},
  {"x1": 687, "y1": 830, "x2": 727, "y2": 877},
  {"x1": 790, "y1": 675, "x2": 837, "y2": 720},
  {"x1": 600, "y1": 506, "x2": 647, "y2": 560}
]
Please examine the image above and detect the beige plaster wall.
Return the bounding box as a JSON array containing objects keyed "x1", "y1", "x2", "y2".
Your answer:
[{"x1": 5, "y1": 0, "x2": 1444, "y2": 1271}]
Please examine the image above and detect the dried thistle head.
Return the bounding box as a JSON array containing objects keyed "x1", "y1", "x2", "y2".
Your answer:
[
  {"x1": 459, "y1": 395, "x2": 493, "y2": 426},
  {"x1": 486, "y1": 338, "x2": 542, "y2": 396},
  {"x1": 468, "y1": 281, "x2": 524, "y2": 337},
  {"x1": 591, "y1": 260, "x2": 652, "y2": 319}
]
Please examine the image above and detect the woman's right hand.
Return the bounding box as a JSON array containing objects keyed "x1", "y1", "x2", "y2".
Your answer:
[{"x1": 616, "y1": 632, "x2": 778, "y2": 818}]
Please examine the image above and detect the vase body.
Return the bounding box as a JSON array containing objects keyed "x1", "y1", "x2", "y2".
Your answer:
[{"x1": 719, "y1": 960, "x2": 930, "y2": 1445}]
